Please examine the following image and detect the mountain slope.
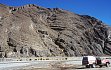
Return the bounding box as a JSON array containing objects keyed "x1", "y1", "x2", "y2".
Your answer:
[{"x1": 0, "y1": 4, "x2": 111, "y2": 57}]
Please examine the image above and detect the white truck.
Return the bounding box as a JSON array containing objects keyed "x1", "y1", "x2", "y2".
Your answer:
[{"x1": 82, "y1": 56, "x2": 96, "y2": 68}]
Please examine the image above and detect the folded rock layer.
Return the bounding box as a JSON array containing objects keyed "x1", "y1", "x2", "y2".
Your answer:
[{"x1": 0, "y1": 4, "x2": 111, "y2": 57}]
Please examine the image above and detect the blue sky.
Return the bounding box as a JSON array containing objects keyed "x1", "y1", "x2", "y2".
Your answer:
[{"x1": 0, "y1": 0, "x2": 111, "y2": 26}]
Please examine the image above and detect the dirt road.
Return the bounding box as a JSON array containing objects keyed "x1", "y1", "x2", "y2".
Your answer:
[{"x1": 0, "y1": 57, "x2": 111, "y2": 70}]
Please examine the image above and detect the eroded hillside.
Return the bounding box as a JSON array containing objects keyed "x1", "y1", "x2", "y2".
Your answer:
[{"x1": 0, "y1": 4, "x2": 111, "y2": 57}]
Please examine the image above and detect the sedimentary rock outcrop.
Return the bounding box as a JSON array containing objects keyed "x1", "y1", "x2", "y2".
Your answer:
[{"x1": 0, "y1": 4, "x2": 111, "y2": 57}]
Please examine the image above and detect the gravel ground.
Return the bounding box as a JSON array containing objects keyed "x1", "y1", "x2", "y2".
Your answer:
[
  {"x1": 0, "y1": 61, "x2": 111, "y2": 70},
  {"x1": 16, "y1": 62, "x2": 111, "y2": 70},
  {"x1": 1, "y1": 64, "x2": 111, "y2": 70},
  {"x1": 17, "y1": 66, "x2": 111, "y2": 70}
]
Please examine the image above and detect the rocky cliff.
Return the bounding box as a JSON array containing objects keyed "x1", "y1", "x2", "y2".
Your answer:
[{"x1": 0, "y1": 4, "x2": 111, "y2": 57}]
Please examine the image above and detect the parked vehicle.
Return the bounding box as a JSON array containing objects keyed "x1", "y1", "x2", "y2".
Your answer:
[
  {"x1": 82, "y1": 56, "x2": 96, "y2": 68},
  {"x1": 96, "y1": 57, "x2": 110, "y2": 67},
  {"x1": 82, "y1": 56, "x2": 110, "y2": 68}
]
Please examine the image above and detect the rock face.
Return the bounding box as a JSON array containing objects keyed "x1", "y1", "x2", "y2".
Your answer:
[{"x1": 0, "y1": 4, "x2": 111, "y2": 57}]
